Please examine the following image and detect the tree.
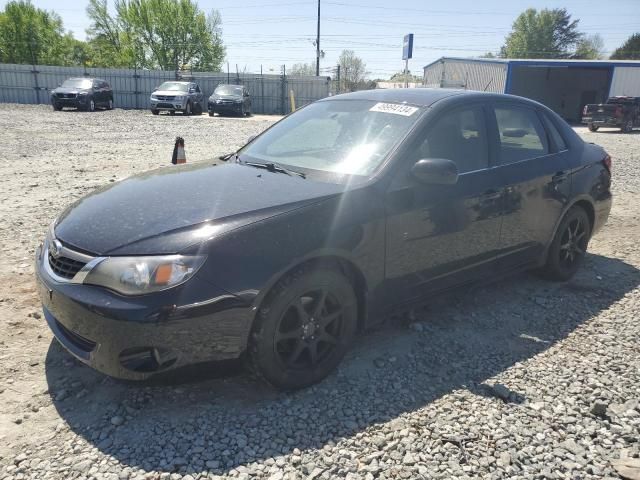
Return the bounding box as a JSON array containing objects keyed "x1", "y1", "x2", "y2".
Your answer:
[
  {"x1": 288, "y1": 62, "x2": 315, "y2": 76},
  {"x1": 86, "y1": 0, "x2": 225, "y2": 70},
  {"x1": 0, "y1": 1, "x2": 70, "y2": 65},
  {"x1": 573, "y1": 34, "x2": 605, "y2": 59},
  {"x1": 389, "y1": 71, "x2": 420, "y2": 83},
  {"x1": 611, "y1": 33, "x2": 640, "y2": 60},
  {"x1": 500, "y1": 8, "x2": 582, "y2": 58},
  {"x1": 338, "y1": 50, "x2": 367, "y2": 91},
  {"x1": 480, "y1": 52, "x2": 497, "y2": 58}
]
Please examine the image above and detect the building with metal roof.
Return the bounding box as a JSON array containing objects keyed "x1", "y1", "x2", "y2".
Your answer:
[{"x1": 423, "y1": 57, "x2": 640, "y2": 122}]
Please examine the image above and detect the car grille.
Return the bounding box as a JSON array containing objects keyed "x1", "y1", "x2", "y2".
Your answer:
[
  {"x1": 48, "y1": 252, "x2": 86, "y2": 279},
  {"x1": 57, "y1": 93, "x2": 77, "y2": 99},
  {"x1": 157, "y1": 103, "x2": 176, "y2": 109},
  {"x1": 155, "y1": 95, "x2": 176, "y2": 101}
]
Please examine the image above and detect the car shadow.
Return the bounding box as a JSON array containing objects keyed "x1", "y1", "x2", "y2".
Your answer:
[{"x1": 44, "y1": 252, "x2": 639, "y2": 476}]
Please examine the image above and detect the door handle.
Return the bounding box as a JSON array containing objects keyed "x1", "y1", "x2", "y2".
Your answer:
[{"x1": 552, "y1": 171, "x2": 568, "y2": 184}]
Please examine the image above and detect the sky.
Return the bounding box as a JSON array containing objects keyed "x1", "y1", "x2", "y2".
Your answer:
[{"x1": 2, "y1": 0, "x2": 640, "y2": 78}]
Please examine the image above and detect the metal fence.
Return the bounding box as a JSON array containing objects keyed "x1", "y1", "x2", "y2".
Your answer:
[{"x1": 0, "y1": 63, "x2": 332, "y2": 114}]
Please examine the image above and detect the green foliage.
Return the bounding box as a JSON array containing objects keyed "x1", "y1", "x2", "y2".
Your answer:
[
  {"x1": 288, "y1": 62, "x2": 316, "y2": 76},
  {"x1": 338, "y1": 50, "x2": 367, "y2": 91},
  {"x1": 0, "y1": 1, "x2": 71, "y2": 65},
  {"x1": 86, "y1": 0, "x2": 225, "y2": 70},
  {"x1": 573, "y1": 34, "x2": 605, "y2": 60},
  {"x1": 389, "y1": 71, "x2": 420, "y2": 82},
  {"x1": 611, "y1": 33, "x2": 640, "y2": 60},
  {"x1": 500, "y1": 8, "x2": 582, "y2": 58}
]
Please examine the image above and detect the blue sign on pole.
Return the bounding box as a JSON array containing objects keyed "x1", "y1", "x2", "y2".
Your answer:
[{"x1": 403, "y1": 34, "x2": 414, "y2": 60}]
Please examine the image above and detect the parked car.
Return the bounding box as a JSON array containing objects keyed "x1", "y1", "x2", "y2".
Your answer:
[
  {"x1": 150, "y1": 81, "x2": 204, "y2": 115},
  {"x1": 50, "y1": 77, "x2": 113, "y2": 112},
  {"x1": 582, "y1": 96, "x2": 640, "y2": 133},
  {"x1": 36, "y1": 89, "x2": 611, "y2": 390},
  {"x1": 208, "y1": 84, "x2": 252, "y2": 117}
]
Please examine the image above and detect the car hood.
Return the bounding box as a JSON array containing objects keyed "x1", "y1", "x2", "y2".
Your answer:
[
  {"x1": 152, "y1": 90, "x2": 187, "y2": 96},
  {"x1": 54, "y1": 163, "x2": 345, "y2": 255},
  {"x1": 210, "y1": 94, "x2": 242, "y2": 100},
  {"x1": 53, "y1": 87, "x2": 90, "y2": 95}
]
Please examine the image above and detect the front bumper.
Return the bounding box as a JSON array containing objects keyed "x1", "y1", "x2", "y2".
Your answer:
[
  {"x1": 52, "y1": 96, "x2": 88, "y2": 108},
  {"x1": 35, "y1": 248, "x2": 254, "y2": 380},
  {"x1": 582, "y1": 116, "x2": 621, "y2": 128},
  {"x1": 208, "y1": 101, "x2": 243, "y2": 113},
  {"x1": 150, "y1": 100, "x2": 187, "y2": 111}
]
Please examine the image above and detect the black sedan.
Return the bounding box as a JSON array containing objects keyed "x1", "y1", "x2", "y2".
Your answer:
[
  {"x1": 208, "y1": 84, "x2": 252, "y2": 116},
  {"x1": 51, "y1": 77, "x2": 114, "y2": 112},
  {"x1": 36, "y1": 89, "x2": 612, "y2": 390}
]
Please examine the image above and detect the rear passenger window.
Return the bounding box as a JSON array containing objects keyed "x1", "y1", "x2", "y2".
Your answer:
[
  {"x1": 541, "y1": 113, "x2": 567, "y2": 152},
  {"x1": 417, "y1": 107, "x2": 488, "y2": 173},
  {"x1": 495, "y1": 106, "x2": 549, "y2": 165}
]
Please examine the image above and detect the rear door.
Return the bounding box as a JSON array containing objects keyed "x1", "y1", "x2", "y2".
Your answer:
[{"x1": 489, "y1": 102, "x2": 571, "y2": 269}]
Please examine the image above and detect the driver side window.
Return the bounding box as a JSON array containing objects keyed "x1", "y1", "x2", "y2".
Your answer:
[{"x1": 415, "y1": 106, "x2": 489, "y2": 174}]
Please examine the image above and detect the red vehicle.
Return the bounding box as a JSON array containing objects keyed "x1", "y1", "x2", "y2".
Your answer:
[{"x1": 582, "y1": 96, "x2": 640, "y2": 133}]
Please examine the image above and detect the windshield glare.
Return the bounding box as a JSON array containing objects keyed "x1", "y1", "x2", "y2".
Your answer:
[
  {"x1": 215, "y1": 85, "x2": 243, "y2": 96},
  {"x1": 158, "y1": 82, "x2": 189, "y2": 92},
  {"x1": 62, "y1": 79, "x2": 92, "y2": 89},
  {"x1": 240, "y1": 100, "x2": 421, "y2": 176}
]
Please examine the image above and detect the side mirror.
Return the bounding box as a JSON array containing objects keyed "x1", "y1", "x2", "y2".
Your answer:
[{"x1": 411, "y1": 158, "x2": 458, "y2": 185}]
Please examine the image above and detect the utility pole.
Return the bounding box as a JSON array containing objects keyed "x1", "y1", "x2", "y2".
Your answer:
[{"x1": 315, "y1": 0, "x2": 320, "y2": 76}]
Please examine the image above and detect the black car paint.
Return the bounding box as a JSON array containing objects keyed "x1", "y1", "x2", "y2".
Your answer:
[
  {"x1": 50, "y1": 78, "x2": 113, "y2": 110},
  {"x1": 36, "y1": 89, "x2": 612, "y2": 380},
  {"x1": 208, "y1": 86, "x2": 251, "y2": 115}
]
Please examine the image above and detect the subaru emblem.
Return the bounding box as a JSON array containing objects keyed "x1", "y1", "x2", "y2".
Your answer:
[{"x1": 50, "y1": 239, "x2": 63, "y2": 258}]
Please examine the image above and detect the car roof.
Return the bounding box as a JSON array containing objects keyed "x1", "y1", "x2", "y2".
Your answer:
[
  {"x1": 66, "y1": 77, "x2": 104, "y2": 82},
  {"x1": 322, "y1": 88, "x2": 553, "y2": 110}
]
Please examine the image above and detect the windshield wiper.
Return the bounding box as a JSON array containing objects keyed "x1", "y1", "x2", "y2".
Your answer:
[{"x1": 242, "y1": 161, "x2": 306, "y2": 179}]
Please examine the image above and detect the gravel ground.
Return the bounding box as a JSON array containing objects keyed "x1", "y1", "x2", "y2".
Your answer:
[{"x1": 0, "y1": 104, "x2": 639, "y2": 480}]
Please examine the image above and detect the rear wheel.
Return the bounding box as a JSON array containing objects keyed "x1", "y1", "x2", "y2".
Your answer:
[
  {"x1": 184, "y1": 101, "x2": 192, "y2": 115},
  {"x1": 87, "y1": 98, "x2": 95, "y2": 112},
  {"x1": 249, "y1": 266, "x2": 358, "y2": 390},
  {"x1": 540, "y1": 207, "x2": 591, "y2": 281},
  {"x1": 588, "y1": 123, "x2": 599, "y2": 132},
  {"x1": 151, "y1": 109, "x2": 159, "y2": 115},
  {"x1": 107, "y1": 99, "x2": 114, "y2": 110},
  {"x1": 622, "y1": 120, "x2": 633, "y2": 133}
]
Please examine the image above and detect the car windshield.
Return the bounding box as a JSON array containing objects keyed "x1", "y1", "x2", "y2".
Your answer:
[
  {"x1": 158, "y1": 82, "x2": 189, "y2": 92},
  {"x1": 215, "y1": 85, "x2": 243, "y2": 96},
  {"x1": 61, "y1": 79, "x2": 92, "y2": 89},
  {"x1": 240, "y1": 99, "x2": 422, "y2": 176}
]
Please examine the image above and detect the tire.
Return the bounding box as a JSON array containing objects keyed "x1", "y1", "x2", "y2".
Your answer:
[
  {"x1": 588, "y1": 123, "x2": 599, "y2": 132},
  {"x1": 87, "y1": 98, "x2": 95, "y2": 112},
  {"x1": 194, "y1": 102, "x2": 202, "y2": 115},
  {"x1": 184, "y1": 101, "x2": 192, "y2": 115},
  {"x1": 151, "y1": 109, "x2": 159, "y2": 115},
  {"x1": 249, "y1": 266, "x2": 358, "y2": 390},
  {"x1": 208, "y1": 111, "x2": 215, "y2": 117},
  {"x1": 52, "y1": 102, "x2": 62, "y2": 111},
  {"x1": 621, "y1": 120, "x2": 633, "y2": 133},
  {"x1": 246, "y1": 105, "x2": 252, "y2": 117},
  {"x1": 539, "y1": 206, "x2": 591, "y2": 281},
  {"x1": 169, "y1": 110, "x2": 176, "y2": 115},
  {"x1": 107, "y1": 99, "x2": 114, "y2": 110},
  {"x1": 240, "y1": 104, "x2": 245, "y2": 117}
]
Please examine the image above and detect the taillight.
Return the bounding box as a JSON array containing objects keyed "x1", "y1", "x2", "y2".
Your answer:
[{"x1": 602, "y1": 154, "x2": 612, "y2": 174}]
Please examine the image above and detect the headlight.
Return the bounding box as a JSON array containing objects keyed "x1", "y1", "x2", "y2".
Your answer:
[
  {"x1": 78, "y1": 91, "x2": 88, "y2": 96},
  {"x1": 234, "y1": 99, "x2": 243, "y2": 103},
  {"x1": 151, "y1": 95, "x2": 158, "y2": 100},
  {"x1": 83, "y1": 255, "x2": 206, "y2": 295}
]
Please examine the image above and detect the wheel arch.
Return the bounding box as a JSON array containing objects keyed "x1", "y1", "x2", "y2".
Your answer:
[
  {"x1": 546, "y1": 195, "x2": 596, "y2": 253},
  {"x1": 251, "y1": 254, "x2": 369, "y2": 335}
]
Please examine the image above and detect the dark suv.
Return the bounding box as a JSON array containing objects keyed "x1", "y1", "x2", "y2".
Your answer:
[
  {"x1": 208, "y1": 84, "x2": 252, "y2": 116},
  {"x1": 51, "y1": 78, "x2": 114, "y2": 112}
]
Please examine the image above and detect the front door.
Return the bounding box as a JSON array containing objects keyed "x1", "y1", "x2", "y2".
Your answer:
[
  {"x1": 488, "y1": 103, "x2": 571, "y2": 268},
  {"x1": 384, "y1": 105, "x2": 505, "y2": 303}
]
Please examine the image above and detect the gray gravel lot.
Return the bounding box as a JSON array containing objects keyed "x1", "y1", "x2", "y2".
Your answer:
[{"x1": 0, "y1": 104, "x2": 638, "y2": 480}]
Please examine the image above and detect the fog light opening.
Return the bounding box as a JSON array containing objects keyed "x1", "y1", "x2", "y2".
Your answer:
[{"x1": 119, "y1": 347, "x2": 177, "y2": 373}]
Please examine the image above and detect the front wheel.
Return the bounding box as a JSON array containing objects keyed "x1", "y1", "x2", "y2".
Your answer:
[
  {"x1": 588, "y1": 123, "x2": 599, "y2": 132},
  {"x1": 184, "y1": 101, "x2": 192, "y2": 115},
  {"x1": 151, "y1": 109, "x2": 159, "y2": 115},
  {"x1": 52, "y1": 102, "x2": 62, "y2": 111},
  {"x1": 208, "y1": 111, "x2": 215, "y2": 117},
  {"x1": 107, "y1": 99, "x2": 114, "y2": 110},
  {"x1": 622, "y1": 120, "x2": 633, "y2": 133},
  {"x1": 539, "y1": 207, "x2": 591, "y2": 281},
  {"x1": 249, "y1": 267, "x2": 358, "y2": 390},
  {"x1": 86, "y1": 98, "x2": 95, "y2": 112}
]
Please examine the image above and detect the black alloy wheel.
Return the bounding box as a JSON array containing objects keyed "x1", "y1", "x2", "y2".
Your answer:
[
  {"x1": 52, "y1": 102, "x2": 62, "y2": 111},
  {"x1": 622, "y1": 120, "x2": 633, "y2": 133},
  {"x1": 588, "y1": 123, "x2": 599, "y2": 132},
  {"x1": 249, "y1": 267, "x2": 357, "y2": 390},
  {"x1": 185, "y1": 101, "x2": 192, "y2": 115},
  {"x1": 540, "y1": 207, "x2": 591, "y2": 281}
]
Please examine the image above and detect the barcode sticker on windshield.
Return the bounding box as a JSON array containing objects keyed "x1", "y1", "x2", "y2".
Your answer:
[{"x1": 369, "y1": 102, "x2": 418, "y2": 116}]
